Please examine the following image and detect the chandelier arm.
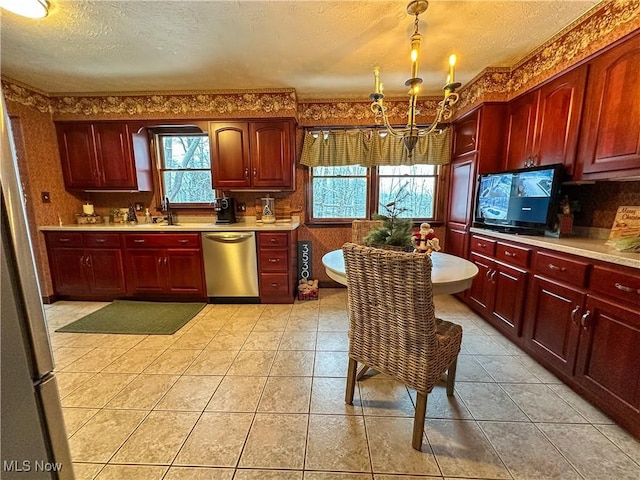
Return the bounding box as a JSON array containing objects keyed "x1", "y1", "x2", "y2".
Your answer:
[
  {"x1": 376, "y1": 105, "x2": 407, "y2": 138},
  {"x1": 423, "y1": 107, "x2": 445, "y2": 135}
]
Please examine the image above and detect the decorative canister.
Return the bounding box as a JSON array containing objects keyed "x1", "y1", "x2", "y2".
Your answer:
[{"x1": 261, "y1": 195, "x2": 276, "y2": 223}]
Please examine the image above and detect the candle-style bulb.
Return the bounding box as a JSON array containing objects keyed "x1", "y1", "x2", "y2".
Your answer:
[
  {"x1": 448, "y1": 54, "x2": 457, "y2": 83},
  {"x1": 373, "y1": 66, "x2": 381, "y2": 94}
]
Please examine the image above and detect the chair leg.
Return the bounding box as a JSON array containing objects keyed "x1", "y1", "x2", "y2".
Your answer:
[
  {"x1": 446, "y1": 357, "x2": 458, "y2": 397},
  {"x1": 412, "y1": 392, "x2": 427, "y2": 450},
  {"x1": 345, "y1": 357, "x2": 357, "y2": 405}
]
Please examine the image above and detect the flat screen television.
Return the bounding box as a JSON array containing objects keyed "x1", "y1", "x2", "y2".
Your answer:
[{"x1": 473, "y1": 163, "x2": 564, "y2": 236}]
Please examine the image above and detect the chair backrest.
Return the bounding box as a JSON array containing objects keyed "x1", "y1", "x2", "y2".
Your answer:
[
  {"x1": 351, "y1": 219, "x2": 383, "y2": 245},
  {"x1": 342, "y1": 242, "x2": 439, "y2": 392}
]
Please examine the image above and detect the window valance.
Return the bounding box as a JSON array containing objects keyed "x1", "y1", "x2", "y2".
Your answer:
[{"x1": 300, "y1": 128, "x2": 451, "y2": 167}]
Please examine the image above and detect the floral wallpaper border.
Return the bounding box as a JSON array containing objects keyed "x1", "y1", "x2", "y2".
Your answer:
[{"x1": 2, "y1": 0, "x2": 638, "y2": 123}]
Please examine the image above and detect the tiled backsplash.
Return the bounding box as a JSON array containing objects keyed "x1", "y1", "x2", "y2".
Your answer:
[{"x1": 561, "y1": 181, "x2": 640, "y2": 230}]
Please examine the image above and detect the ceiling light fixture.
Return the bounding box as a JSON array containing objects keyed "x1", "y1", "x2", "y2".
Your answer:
[
  {"x1": 369, "y1": 0, "x2": 461, "y2": 158},
  {"x1": 0, "y1": 0, "x2": 49, "y2": 19}
]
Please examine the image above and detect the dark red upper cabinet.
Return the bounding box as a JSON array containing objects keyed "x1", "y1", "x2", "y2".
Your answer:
[
  {"x1": 504, "y1": 64, "x2": 587, "y2": 174},
  {"x1": 56, "y1": 122, "x2": 152, "y2": 191},
  {"x1": 210, "y1": 119, "x2": 295, "y2": 190},
  {"x1": 576, "y1": 33, "x2": 640, "y2": 179},
  {"x1": 504, "y1": 90, "x2": 539, "y2": 171},
  {"x1": 533, "y1": 65, "x2": 587, "y2": 175},
  {"x1": 210, "y1": 122, "x2": 252, "y2": 189}
]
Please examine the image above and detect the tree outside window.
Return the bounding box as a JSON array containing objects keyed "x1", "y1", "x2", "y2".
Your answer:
[
  {"x1": 157, "y1": 134, "x2": 216, "y2": 206},
  {"x1": 309, "y1": 164, "x2": 438, "y2": 223}
]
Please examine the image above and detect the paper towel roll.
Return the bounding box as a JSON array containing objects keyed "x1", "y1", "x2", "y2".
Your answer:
[{"x1": 82, "y1": 204, "x2": 94, "y2": 215}]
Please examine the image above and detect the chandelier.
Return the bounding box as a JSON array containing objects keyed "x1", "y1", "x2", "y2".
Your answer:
[{"x1": 369, "y1": 0, "x2": 461, "y2": 157}]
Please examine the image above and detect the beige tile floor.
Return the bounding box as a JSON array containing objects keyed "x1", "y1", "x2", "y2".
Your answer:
[{"x1": 44, "y1": 289, "x2": 640, "y2": 480}]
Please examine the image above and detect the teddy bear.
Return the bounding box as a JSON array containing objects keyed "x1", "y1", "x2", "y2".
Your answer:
[{"x1": 411, "y1": 222, "x2": 441, "y2": 254}]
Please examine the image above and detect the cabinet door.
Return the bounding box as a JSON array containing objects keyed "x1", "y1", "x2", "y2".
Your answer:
[
  {"x1": 504, "y1": 90, "x2": 539, "y2": 171},
  {"x1": 49, "y1": 249, "x2": 89, "y2": 296},
  {"x1": 210, "y1": 122, "x2": 251, "y2": 189},
  {"x1": 56, "y1": 123, "x2": 99, "y2": 189},
  {"x1": 86, "y1": 249, "x2": 126, "y2": 296},
  {"x1": 250, "y1": 121, "x2": 293, "y2": 188},
  {"x1": 491, "y1": 261, "x2": 528, "y2": 338},
  {"x1": 534, "y1": 65, "x2": 587, "y2": 174},
  {"x1": 93, "y1": 123, "x2": 137, "y2": 189},
  {"x1": 467, "y1": 253, "x2": 494, "y2": 315},
  {"x1": 164, "y1": 249, "x2": 205, "y2": 296},
  {"x1": 524, "y1": 275, "x2": 584, "y2": 375},
  {"x1": 575, "y1": 295, "x2": 640, "y2": 420},
  {"x1": 452, "y1": 110, "x2": 479, "y2": 157},
  {"x1": 445, "y1": 154, "x2": 475, "y2": 259},
  {"x1": 578, "y1": 34, "x2": 640, "y2": 177},
  {"x1": 126, "y1": 249, "x2": 166, "y2": 295}
]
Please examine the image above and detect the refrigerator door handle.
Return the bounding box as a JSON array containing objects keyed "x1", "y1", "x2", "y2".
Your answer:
[{"x1": 37, "y1": 375, "x2": 74, "y2": 479}]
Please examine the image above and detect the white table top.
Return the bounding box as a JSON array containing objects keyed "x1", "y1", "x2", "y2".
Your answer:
[{"x1": 322, "y1": 249, "x2": 479, "y2": 296}]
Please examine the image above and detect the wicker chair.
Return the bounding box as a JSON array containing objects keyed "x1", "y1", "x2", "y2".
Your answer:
[
  {"x1": 342, "y1": 242, "x2": 463, "y2": 450},
  {"x1": 351, "y1": 219, "x2": 383, "y2": 245}
]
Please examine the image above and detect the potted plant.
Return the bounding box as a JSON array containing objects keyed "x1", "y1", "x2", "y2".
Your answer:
[{"x1": 364, "y1": 185, "x2": 414, "y2": 250}]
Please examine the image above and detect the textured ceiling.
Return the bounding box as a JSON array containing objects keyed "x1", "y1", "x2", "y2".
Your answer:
[{"x1": 0, "y1": 0, "x2": 602, "y2": 99}]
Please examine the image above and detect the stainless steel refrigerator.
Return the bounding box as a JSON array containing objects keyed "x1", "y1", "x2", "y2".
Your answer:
[{"x1": 1, "y1": 94, "x2": 74, "y2": 478}]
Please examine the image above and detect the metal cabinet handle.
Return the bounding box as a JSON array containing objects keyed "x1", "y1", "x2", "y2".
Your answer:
[
  {"x1": 615, "y1": 283, "x2": 635, "y2": 293},
  {"x1": 570, "y1": 305, "x2": 580, "y2": 325},
  {"x1": 178, "y1": 239, "x2": 189, "y2": 244},
  {"x1": 490, "y1": 270, "x2": 497, "y2": 282},
  {"x1": 158, "y1": 257, "x2": 163, "y2": 266},
  {"x1": 85, "y1": 256, "x2": 92, "y2": 268},
  {"x1": 134, "y1": 239, "x2": 146, "y2": 243},
  {"x1": 164, "y1": 257, "x2": 168, "y2": 266},
  {"x1": 268, "y1": 258, "x2": 280, "y2": 263},
  {"x1": 270, "y1": 282, "x2": 280, "y2": 287},
  {"x1": 548, "y1": 263, "x2": 566, "y2": 272},
  {"x1": 504, "y1": 251, "x2": 515, "y2": 257},
  {"x1": 95, "y1": 238, "x2": 106, "y2": 243},
  {"x1": 80, "y1": 255, "x2": 86, "y2": 267},
  {"x1": 244, "y1": 168, "x2": 249, "y2": 178},
  {"x1": 477, "y1": 242, "x2": 486, "y2": 248},
  {"x1": 59, "y1": 238, "x2": 71, "y2": 242},
  {"x1": 253, "y1": 168, "x2": 257, "y2": 178},
  {"x1": 269, "y1": 238, "x2": 277, "y2": 243},
  {"x1": 580, "y1": 310, "x2": 591, "y2": 330}
]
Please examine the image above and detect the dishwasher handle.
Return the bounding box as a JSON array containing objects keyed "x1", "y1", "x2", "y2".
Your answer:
[{"x1": 203, "y1": 232, "x2": 254, "y2": 243}]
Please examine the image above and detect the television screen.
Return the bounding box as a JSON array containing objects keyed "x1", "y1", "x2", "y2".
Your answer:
[{"x1": 474, "y1": 164, "x2": 564, "y2": 235}]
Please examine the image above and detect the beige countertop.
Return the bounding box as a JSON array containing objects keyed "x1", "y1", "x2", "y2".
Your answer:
[
  {"x1": 40, "y1": 216, "x2": 300, "y2": 233},
  {"x1": 470, "y1": 227, "x2": 640, "y2": 270}
]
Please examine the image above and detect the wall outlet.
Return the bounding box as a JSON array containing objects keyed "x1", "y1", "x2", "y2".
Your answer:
[
  {"x1": 237, "y1": 202, "x2": 246, "y2": 212},
  {"x1": 41, "y1": 192, "x2": 51, "y2": 203}
]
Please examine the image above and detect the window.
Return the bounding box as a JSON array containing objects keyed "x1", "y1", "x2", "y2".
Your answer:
[
  {"x1": 377, "y1": 165, "x2": 438, "y2": 219},
  {"x1": 311, "y1": 165, "x2": 369, "y2": 219},
  {"x1": 156, "y1": 134, "x2": 216, "y2": 206},
  {"x1": 309, "y1": 164, "x2": 440, "y2": 223}
]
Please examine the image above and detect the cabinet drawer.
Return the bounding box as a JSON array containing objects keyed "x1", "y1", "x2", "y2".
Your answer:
[
  {"x1": 260, "y1": 273, "x2": 290, "y2": 295},
  {"x1": 83, "y1": 233, "x2": 121, "y2": 248},
  {"x1": 259, "y1": 232, "x2": 289, "y2": 248},
  {"x1": 534, "y1": 251, "x2": 589, "y2": 287},
  {"x1": 46, "y1": 232, "x2": 83, "y2": 247},
  {"x1": 589, "y1": 265, "x2": 640, "y2": 305},
  {"x1": 259, "y1": 249, "x2": 288, "y2": 272},
  {"x1": 124, "y1": 233, "x2": 200, "y2": 248},
  {"x1": 470, "y1": 235, "x2": 496, "y2": 256},
  {"x1": 495, "y1": 242, "x2": 531, "y2": 268}
]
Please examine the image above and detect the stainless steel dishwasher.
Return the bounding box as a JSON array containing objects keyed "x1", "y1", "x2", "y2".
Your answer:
[{"x1": 201, "y1": 232, "x2": 259, "y2": 300}]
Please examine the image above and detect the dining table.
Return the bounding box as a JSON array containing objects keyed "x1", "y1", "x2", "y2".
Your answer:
[{"x1": 322, "y1": 249, "x2": 479, "y2": 295}]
